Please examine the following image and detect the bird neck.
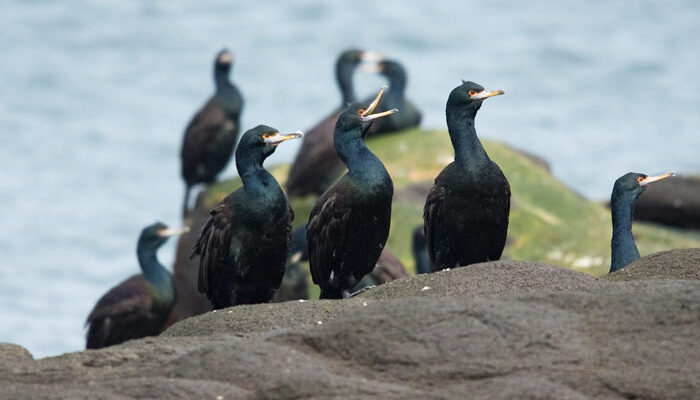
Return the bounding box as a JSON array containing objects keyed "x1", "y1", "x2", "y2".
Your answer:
[
  {"x1": 215, "y1": 68, "x2": 241, "y2": 104},
  {"x1": 337, "y1": 137, "x2": 386, "y2": 179},
  {"x1": 382, "y1": 71, "x2": 406, "y2": 110},
  {"x1": 610, "y1": 194, "x2": 640, "y2": 272},
  {"x1": 446, "y1": 105, "x2": 488, "y2": 164},
  {"x1": 136, "y1": 245, "x2": 174, "y2": 301},
  {"x1": 336, "y1": 62, "x2": 356, "y2": 105},
  {"x1": 239, "y1": 159, "x2": 283, "y2": 199},
  {"x1": 214, "y1": 63, "x2": 232, "y2": 90}
]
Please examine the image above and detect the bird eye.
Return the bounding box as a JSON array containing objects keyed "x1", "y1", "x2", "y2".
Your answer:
[
  {"x1": 468, "y1": 90, "x2": 478, "y2": 96},
  {"x1": 357, "y1": 109, "x2": 365, "y2": 115},
  {"x1": 262, "y1": 132, "x2": 275, "y2": 139},
  {"x1": 636, "y1": 176, "x2": 645, "y2": 183}
]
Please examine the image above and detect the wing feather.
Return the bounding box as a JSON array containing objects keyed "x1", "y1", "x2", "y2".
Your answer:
[
  {"x1": 423, "y1": 177, "x2": 447, "y2": 267},
  {"x1": 307, "y1": 184, "x2": 352, "y2": 287},
  {"x1": 192, "y1": 202, "x2": 235, "y2": 298}
]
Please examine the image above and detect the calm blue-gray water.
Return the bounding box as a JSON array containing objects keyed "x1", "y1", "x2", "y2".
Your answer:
[{"x1": 1, "y1": 1, "x2": 699, "y2": 358}]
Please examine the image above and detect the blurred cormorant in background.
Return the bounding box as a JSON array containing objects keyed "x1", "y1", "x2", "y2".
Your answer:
[
  {"x1": 286, "y1": 49, "x2": 383, "y2": 197},
  {"x1": 412, "y1": 225, "x2": 432, "y2": 274},
  {"x1": 85, "y1": 222, "x2": 187, "y2": 349},
  {"x1": 181, "y1": 49, "x2": 244, "y2": 218}
]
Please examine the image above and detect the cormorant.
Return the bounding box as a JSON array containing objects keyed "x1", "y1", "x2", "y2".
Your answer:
[
  {"x1": 610, "y1": 171, "x2": 674, "y2": 272},
  {"x1": 364, "y1": 59, "x2": 422, "y2": 134},
  {"x1": 307, "y1": 87, "x2": 398, "y2": 299},
  {"x1": 286, "y1": 49, "x2": 383, "y2": 197},
  {"x1": 423, "y1": 81, "x2": 508, "y2": 271},
  {"x1": 181, "y1": 48, "x2": 244, "y2": 218},
  {"x1": 85, "y1": 222, "x2": 188, "y2": 349},
  {"x1": 272, "y1": 226, "x2": 310, "y2": 302},
  {"x1": 192, "y1": 125, "x2": 302, "y2": 309},
  {"x1": 412, "y1": 226, "x2": 432, "y2": 274}
]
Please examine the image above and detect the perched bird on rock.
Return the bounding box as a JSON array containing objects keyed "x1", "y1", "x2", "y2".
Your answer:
[
  {"x1": 192, "y1": 125, "x2": 302, "y2": 309},
  {"x1": 307, "y1": 87, "x2": 398, "y2": 299},
  {"x1": 424, "y1": 80, "x2": 508, "y2": 271},
  {"x1": 610, "y1": 171, "x2": 675, "y2": 272}
]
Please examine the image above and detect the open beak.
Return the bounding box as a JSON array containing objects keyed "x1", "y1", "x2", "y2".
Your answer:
[
  {"x1": 157, "y1": 227, "x2": 190, "y2": 237},
  {"x1": 360, "y1": 86, "x2": 398, "y2": 123},
  {"x1": 639, "y1": 171, "x2": 675, "y2": 186},
  {"x1": 264, "y1": 131, "x2": 304, "y2": 146},
  {"x1": 470, "y1": 89, "x2": 505, "y2": 101}
]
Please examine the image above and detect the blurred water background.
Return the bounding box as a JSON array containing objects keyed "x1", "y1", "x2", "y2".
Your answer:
[{"x1": 1, "y1": 0, "x2": 699, "y2": 358}]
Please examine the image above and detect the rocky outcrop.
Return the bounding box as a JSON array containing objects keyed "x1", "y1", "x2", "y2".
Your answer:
[
  {"x1": 605, "y1": 247, "x2": 700, "y2": 281},
  {"x1": 3, "y1": 256, "x2": 699, "y2": 399}
]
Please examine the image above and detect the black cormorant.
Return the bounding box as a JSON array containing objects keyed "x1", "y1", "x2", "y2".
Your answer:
[
  {"x1": 423, "y1": 81, "x2": 508, "y2": 271},
  {"x1": 610, "y1": 171, "x2": 674, "y2": 272},
  {"x1": 192, "y1": 125, "x2": 301, "y2": 309},
  {"x1": 85, "y1": 222, "x2": 188, "y2": 349},
  {"x1": 412, "y1": 226, "x2": 432, "y2": 274},
  {"x1": 307, "y1": 87, "x2": 398, "y2": 299},
  {"x1": 286, "y1": 49, "x2": 383, "y2": 197},
  {"x1": 181, "y1": 49, "x2": 244, "y2": 218}
]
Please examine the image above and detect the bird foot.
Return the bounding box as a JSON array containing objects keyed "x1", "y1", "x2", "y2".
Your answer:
[{"x1": 343, "y1": 285, "x2": 376, "y2": 299}]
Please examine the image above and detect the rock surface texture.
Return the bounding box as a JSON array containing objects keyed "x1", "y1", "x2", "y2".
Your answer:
[{"x1": 2, "y1": 255, "x2": 699, "y2": 399}]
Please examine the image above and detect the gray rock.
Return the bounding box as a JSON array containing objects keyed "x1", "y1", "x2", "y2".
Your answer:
[
  {"x1": 606, "y1": 248, "x2": 700, "y2": 281},
  {"x1": 2, "y1": 260, "x2": 699, "y2": 399}
]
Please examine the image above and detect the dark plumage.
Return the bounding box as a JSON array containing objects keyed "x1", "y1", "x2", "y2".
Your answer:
[
  {"x1": 85, "y1": 222, "x2": 187, "y2": 349},
  {"x1": 424, "y1": 81, "x2": 509, "y2": 271},
  {"x1": 192, "y1": 125, "x2": 301, "y2": 309},
  {"x1": 181, "y1": 49, "x2": 244, "y2": 217},
  {"x1": 307, "y1": 88, "x2": 398, "y2": 299},
  {"x1": 610, "y1": 171, "x2": 674, "y2": 273},
  {"x1": 272, "y1": 226, "x2": 310, "y2": 302},
  {"x1": 286, "y1": 49, "x2": 382, "y2": 197},
  {"x1": 412, "y1": 226, "x2": 432, "y2": 274}
]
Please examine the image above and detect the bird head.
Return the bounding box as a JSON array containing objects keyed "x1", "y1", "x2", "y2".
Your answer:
[
  {"x1": 360, "y1": 59, "x2": 405, "y2": 79},
  {"x1": 335, "y1": 86, "x2": 398, "y2": 140},
  {"x1": 612, "y1": 171, "x2": 675, "y2": 202},
  {"x1": 139, "y1": 222, "x2": 189, "y2": 250},
  {"x1": 216, "y1": 48, "x2": 233, "y2": 66},
  {"x1": 236, "y1": 125, "x2": 303, "y2": 164},
  {"x1": 447, "y1": 80, "x2": 504, "y2": 117},
  {"x1": 337, "y1": 48, "x2": 384, "y2": 69},
  {"x1": 214, "y1": 48, "x2": 234, "y2": 79}
]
